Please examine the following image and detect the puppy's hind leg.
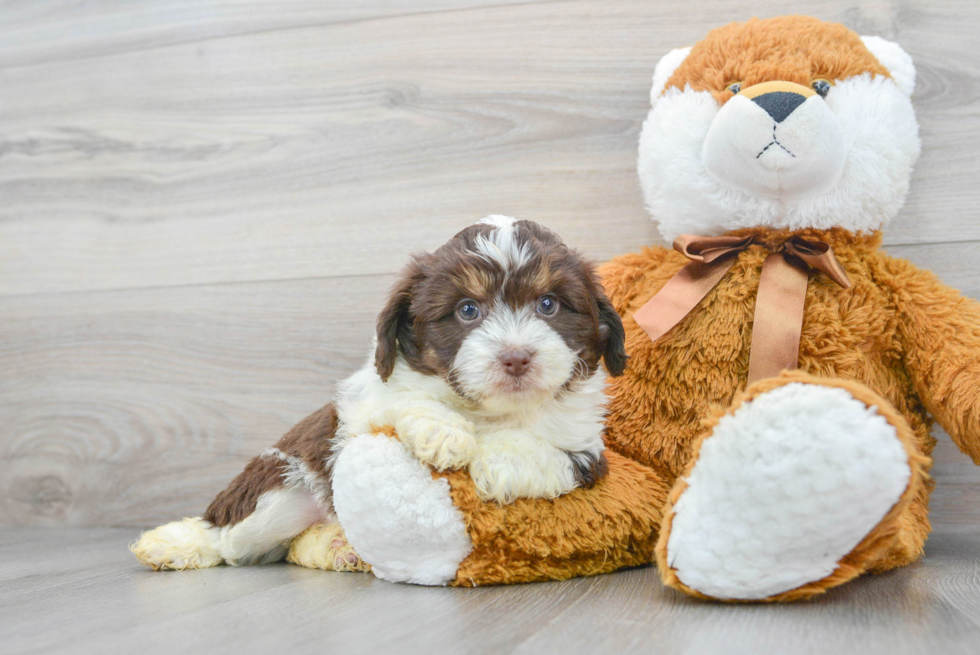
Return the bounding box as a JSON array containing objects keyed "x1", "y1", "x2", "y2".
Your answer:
[
  {"x1": 132, "y1": 403, "x2": 338, "y2": 570},
  {"x1": 130, "y1": 516, "x2": 224, "y2": 571},
  {"x1": 288, "y1": 522, "x2": 371, "y2": 573}
]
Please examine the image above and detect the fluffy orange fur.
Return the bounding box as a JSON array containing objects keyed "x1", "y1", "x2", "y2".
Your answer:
[
  {"x1": 663, "y1": 16, "x2": 890, "y2": 104},
  {"x1": 442, "y1": 451, "x2": 668, "y2": 586},
  {"x1": 399, "y1": 225, "x2": 979, "y2": 596}
]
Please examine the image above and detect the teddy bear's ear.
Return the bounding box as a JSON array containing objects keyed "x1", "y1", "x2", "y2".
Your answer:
[
  {"x1": 650, "y1": 46, "x2": 692, "y2": 105},
  {"x1": 861, "y1": 36, "x2": 916, "y2": 96}
]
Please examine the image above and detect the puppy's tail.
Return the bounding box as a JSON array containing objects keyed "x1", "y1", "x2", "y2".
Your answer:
[{"x1": 132, "y1": 403, "x2": 339, "y2": 571}]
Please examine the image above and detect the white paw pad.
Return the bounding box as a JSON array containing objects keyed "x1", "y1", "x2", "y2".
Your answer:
[{"x1": 666, "y1": 383, "x2": 911, "y2": 600}]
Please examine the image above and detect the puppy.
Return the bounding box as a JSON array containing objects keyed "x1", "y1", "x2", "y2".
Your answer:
[{"x1": 131, "y1": 216, "x2": 627, "y2": 571}]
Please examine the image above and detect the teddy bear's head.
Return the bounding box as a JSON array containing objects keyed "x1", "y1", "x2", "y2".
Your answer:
[{"x1": 638, "y1": 16, "x2": 920, "y2": 242}]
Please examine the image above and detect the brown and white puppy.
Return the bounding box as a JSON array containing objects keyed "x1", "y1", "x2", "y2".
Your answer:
[
  {"x1": 131, "y1": 216, "x2": 626, "y2": 571},
  {"x1": 339, "y1": 215, "x2": 626, "y2": 503}
]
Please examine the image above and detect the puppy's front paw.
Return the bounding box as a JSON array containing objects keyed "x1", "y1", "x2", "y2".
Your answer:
[{"x1": 395, "y1": 411, "x2": 476, "y2": 471}]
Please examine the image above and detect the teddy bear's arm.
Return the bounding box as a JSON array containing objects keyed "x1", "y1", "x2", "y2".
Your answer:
[{"x1": 886, "y1": 257, "x2": 980, "y2": 464}]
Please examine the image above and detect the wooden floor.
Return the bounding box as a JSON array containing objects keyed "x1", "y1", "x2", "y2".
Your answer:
[
  {"x1": 1, "y1": 526, "x2": 979, "y2": 655},
  {"x1": 3, "y1": 0, "x2": 980, "y2": 652}
]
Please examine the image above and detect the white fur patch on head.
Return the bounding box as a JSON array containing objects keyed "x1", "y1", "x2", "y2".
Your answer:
[
  {"x1": 638, "y1": 70, "x2": 920, "y2": 240},
  {"x1": 452, "y1": 304, "x2": 577, "y2": 412},
  {"x1": 650, "y1": 47, "x2": 692, "y2": 105},
  {"x1": 332, "y1": 433, "x2": 472, "y2": 585},
  {"x1": 861, "y1": 36, "x2": 916, "y2": 96},
  {"x1": 665, "y1": 382, "x2": 912, "y2": 600},
  {"x1": 474, "y1": 214, "x2": 531, "y2": 273}
]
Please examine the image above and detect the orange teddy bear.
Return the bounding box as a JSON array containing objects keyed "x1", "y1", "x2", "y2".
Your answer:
[
  {"x1": 326, "y1": 15, "x2": 978, "y2": 601},
  {"x1": 135, "y1": 16, "x2": 980, "y2": 602}
]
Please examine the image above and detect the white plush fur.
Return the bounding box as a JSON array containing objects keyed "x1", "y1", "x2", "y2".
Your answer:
[
  {"x1": 331, "y1": 432, "x2": 472, "y2": 585},
  {"x1": 638, "y1": 40, "x2": 921, "y2": 241},
  {"x1": 861, "y1": 36, "x2": 916, "y2": 96},
  {"x1": 131, "y1": 486, "x2": 325, "y2": 570},
  {"x1": 703, "y1": 92, "x2": 847, "y2": 199},
  {"x1": 665, "y1": 383, "x2": 912, "y2": 600},
  {"x1": 649, "y1": 46, "x2": 693, "y2": 105}
]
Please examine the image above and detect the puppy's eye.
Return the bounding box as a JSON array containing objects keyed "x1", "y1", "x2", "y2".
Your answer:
[
  {"x1": 536, "y1": 295, "x2": 559, "y2": 316},
  {"x1": 812, "y1": 79, "x2": 832, "y2": 97},
  {"x1": 456, "y1": 300, "x2": 481, "y2": 321},
  {"x1": 726, "y1": 82, "x2": 742, "y2": 94}
]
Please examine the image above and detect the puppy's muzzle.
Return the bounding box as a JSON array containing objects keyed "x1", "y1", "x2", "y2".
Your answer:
[{"x1": 500, "y1": 349, "x2": 533, "y2": 377}]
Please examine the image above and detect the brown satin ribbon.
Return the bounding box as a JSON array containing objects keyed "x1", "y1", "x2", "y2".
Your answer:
[{"x1": 632, "y1": 234, "x2": 851, "y2": 383}]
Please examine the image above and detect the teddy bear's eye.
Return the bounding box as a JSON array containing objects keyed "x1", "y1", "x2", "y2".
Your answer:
[
  {"x1": 726, "y1": 82, "x2": 742, "y2": 94},
  {"x1": 812, "y1": 79, "x2": 832, "y2": 97}
]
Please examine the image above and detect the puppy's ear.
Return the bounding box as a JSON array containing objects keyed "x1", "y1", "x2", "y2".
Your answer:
[
  {"x1": 375, "y1": 260, "x2": 424, "y2": 382},
  {"x1": 597, "y1": 293, "x2": 628, "y2": 377}
]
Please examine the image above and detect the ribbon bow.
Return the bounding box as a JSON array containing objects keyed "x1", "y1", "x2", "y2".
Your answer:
[{"x1": 632, "y1": 234, "x2": 851, "y2": 384}]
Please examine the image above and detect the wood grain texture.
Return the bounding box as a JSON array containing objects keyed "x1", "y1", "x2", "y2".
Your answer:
[
  {"x1": 1, "y1": 527, "x2": 979, "y2": 655},
  {"x1": 1, "y1": 0, "x2": 980, "y2": 295},
  {"x1": 1, "y1": 0, "x2": 979, "y2": 538},
  {"x1": 0, "y1": 274, "x2": 388, "y2": 526}
]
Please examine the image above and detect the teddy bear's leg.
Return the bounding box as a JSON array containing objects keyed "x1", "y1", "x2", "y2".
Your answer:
[
  {"x1": 330, "y1": 432, "x2": 474, "y2": 585},
  {"x1": 330, "y1": 432, "x2": 669, "y2": 586},
  {"x1": 865, "y1": 477, "x2": 933, "y2": 575},
  {"x1": 286, "y1": 521, "x2": 371, "y2": 573},
  {"x1": 656, "y1": 370, "x2": 930, "y2": 601}
]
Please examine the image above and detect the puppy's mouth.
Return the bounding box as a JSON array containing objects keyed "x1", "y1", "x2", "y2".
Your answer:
[
  {"x1": 490, "y1": 371, "x2": 548, "y2": 395},
  {"x1": 486, "y1": 348, "x2": 560, "y2": 397},
  {"x1": 448, "y1": 360, "x2": 566, "y2": 406}
]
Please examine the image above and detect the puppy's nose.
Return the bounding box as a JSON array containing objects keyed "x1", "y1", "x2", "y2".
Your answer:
[
  {"x1": 739, "y1": 81, "x2": 815, "y2": 123},
  {"x1": 500, "y1": 350, "x2": 532, "y2": 377}
]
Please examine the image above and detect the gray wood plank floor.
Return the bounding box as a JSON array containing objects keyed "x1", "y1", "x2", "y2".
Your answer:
[
  {"x1": 1, "y1": 527, "x2": 979, "y2": 655},
  {"x1": 2, "y1": 0, "x2": 980, "y2": 652}
]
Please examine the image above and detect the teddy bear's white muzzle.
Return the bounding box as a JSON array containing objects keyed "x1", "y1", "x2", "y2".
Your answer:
[{"x1": 702, "y1": 85, "x2": 846, "y2": 199}]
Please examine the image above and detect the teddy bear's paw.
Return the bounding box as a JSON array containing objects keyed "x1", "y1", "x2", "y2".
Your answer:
[
  {"x1": 286, "y1": 522, "x2": 371, "y2": 573},
  {"x1": 332, "y1": 433, "x2": 473, "y2": 585},
  {"x1": 662, "y1": 381, "x2": 913, "y2": 600},
  {"x1": 395, "y1": 411, "x2": 477, "y2": 471}
]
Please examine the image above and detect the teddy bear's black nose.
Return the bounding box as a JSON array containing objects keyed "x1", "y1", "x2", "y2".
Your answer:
[{"x1": 752, "y1": 91, "x2": 808, "y2": 123}]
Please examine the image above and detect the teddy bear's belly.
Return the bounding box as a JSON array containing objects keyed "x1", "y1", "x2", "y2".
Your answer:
[{"x1": 605, "y1": 263, "x2": 934, "y2": 480}]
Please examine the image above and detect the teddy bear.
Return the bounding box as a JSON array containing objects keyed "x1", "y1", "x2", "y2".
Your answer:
[{"x1": 287, "y1": 15, "x2": 980, "y2": 601}]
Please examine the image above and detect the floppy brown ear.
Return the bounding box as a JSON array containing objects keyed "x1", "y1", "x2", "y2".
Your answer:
[
  {"x1": 597, "y1": 294, "x2": 628, "y2": 377},
  {"x1": 375, "y1": 260, "x2": 424, "y2": 382}
]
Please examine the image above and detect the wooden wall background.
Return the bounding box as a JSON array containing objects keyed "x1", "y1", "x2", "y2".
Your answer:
[{"x1": 2, "y1": 0, "x2": 979, "y2": 527}]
